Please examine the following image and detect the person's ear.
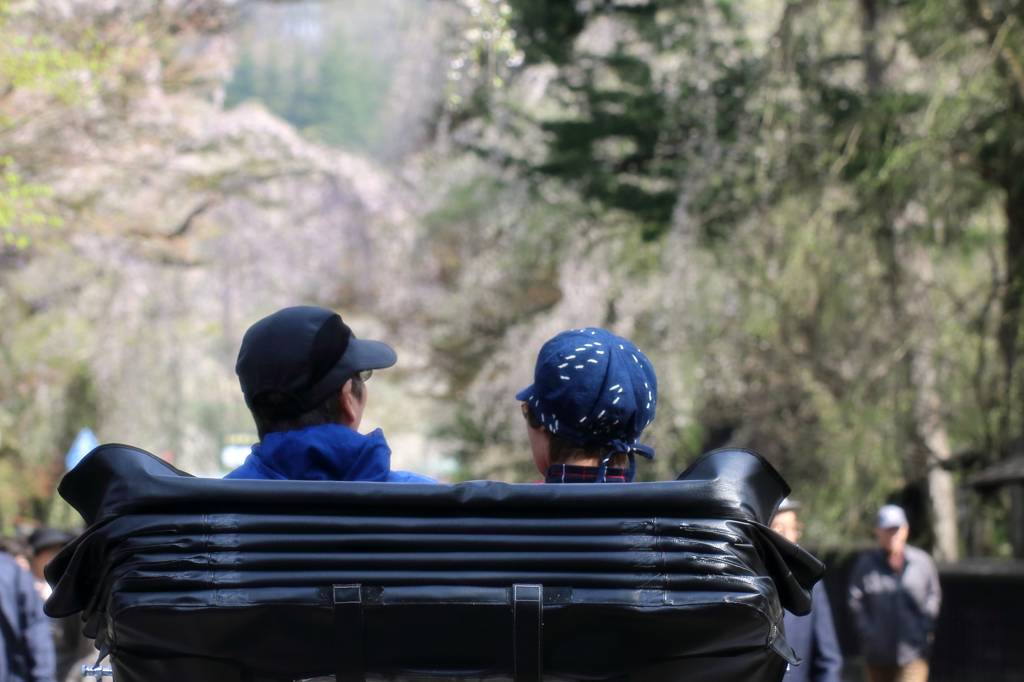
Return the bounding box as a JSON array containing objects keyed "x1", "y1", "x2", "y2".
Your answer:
[
  {"x1": 527, "y1": 423, "x2": 552, "y2": 475},
  {"x1": 338, "y1": 381, "x2": 362, "y2": 428}
]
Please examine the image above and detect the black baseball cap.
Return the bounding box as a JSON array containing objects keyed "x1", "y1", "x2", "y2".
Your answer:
[
  {"x1": 236, "y1": 306, "x2": 397, "y2": 420},
  {"x1": 28, "y1": 526, "x2": 74, "y2": 553}
]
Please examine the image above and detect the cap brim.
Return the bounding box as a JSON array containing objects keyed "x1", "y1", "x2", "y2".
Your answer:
[
  {"x1": 30, "y1": 531, "x2": 74, "y2": 551},
  {"x1": 515, "y1": 385, "x2": 534, "y2": 402},
  {"x1": 341, "y1": 338, "x2": 397, "y2": 373}
]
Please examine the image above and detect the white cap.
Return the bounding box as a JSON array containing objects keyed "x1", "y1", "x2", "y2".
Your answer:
[
  {"x1": 875, "y1": 504, "x2": 908, "y2": 529},
  {"x1": 778, "y1": 497, "x2": 803, "y2": 513}
]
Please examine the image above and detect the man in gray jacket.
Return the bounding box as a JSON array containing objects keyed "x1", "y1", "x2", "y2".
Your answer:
[{"x1": 848, "y1": 505, "x2": 941, "y2": 682}]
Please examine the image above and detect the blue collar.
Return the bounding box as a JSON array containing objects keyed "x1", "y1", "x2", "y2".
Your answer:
[{"x1": 228, "y1": 423, "x2": 394, "y2": 481}]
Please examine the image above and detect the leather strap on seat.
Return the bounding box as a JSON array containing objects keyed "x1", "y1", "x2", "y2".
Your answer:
[
  {"x1": 513, "y1": 584, "x2": 543, "y2": 682},
  {"x1": 333, "y1": 584, "x2": 365, "y2": 682}
]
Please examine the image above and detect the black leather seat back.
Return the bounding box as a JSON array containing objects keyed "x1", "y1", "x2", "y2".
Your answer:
[{"x1": 45, "y1": 446, "x2": 822, "y2": 682}]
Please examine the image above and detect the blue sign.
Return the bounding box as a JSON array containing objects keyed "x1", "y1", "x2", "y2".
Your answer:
[
  {"x1": 220, "y1": 444, "x2": 251, "y2": 469},
  {"x1": 65, "y1": 428, "x2": 99, "y2": 470}
]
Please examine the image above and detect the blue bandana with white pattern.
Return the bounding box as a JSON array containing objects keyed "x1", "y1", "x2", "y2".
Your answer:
[{"x1": 517, "y1": 328, "x2": 657, "y2": 480}]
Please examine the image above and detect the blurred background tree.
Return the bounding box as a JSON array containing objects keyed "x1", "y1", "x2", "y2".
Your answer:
[
  {"x1": 0, "y1": 0, "x2": 123, "y2": 531},
  {"x1": 424, "y1": 0, "x2": 1024, "y2": 559}
]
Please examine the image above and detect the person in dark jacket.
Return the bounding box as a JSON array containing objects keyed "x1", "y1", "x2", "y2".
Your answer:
[
  {"x1": 771, "y1": 498, "x2": 843, "y2": 682},
  {"x1": 0, "y1": 551, "x2": 56, "y2": 682},
  {"x1": 225, "y1": 306, "x2": 433, "y2": 483},
  {"x1": 26, "y1": 529, "x2": 93, "y2": 682},
  {"x1": 517, "y1": 328, "x2": 657, "y2": 483},
  {"x1": 848, "y1": 505, "x2": 940, "y2": 682}
]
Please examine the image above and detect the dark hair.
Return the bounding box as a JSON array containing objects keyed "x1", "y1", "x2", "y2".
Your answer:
[
  {"x1": 523, "y1": 404, "x2": 627, "y2": 468},
  {"x1": 1, "y1": 536, "x2": 29, "y2": 559},
  {"x1": 251, "y1": 376, "x2": 365, "y2": 440}
]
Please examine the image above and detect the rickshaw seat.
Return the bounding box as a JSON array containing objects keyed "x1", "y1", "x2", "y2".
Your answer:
[{"x1": 45, "y1": 445, "x2": 822, "y2": 682}]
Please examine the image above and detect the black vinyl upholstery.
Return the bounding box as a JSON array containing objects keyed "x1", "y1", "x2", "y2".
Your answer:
[{"x1": 45, "y1": 446, "x2": 823, "y2": 682}]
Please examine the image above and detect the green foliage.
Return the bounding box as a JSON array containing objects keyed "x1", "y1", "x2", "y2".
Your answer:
[
  {"x1": 491, "y1": 0, "x2": 765, "y2": 241},
  {"x1": 429, "y1": 0, "x2": 1024, "y2": 553},
  {"x1": 538, "y1": 50, "x2": 678, "y2": 233},
  {"x1": 0, "y1": 1, "x2": 134, "y2": 529},
  {"x1": 448, "y1": 0, "x2": 525, "y2": 105},
  {"x1": 0, "y1": 0, "x2": 123, "y2": 248},
  {"x1": 424, "y1": 171, "x2": 576, "y2": 392},
  {"x1": 0, "y1": 160, "x2": 59, "y2": 249},
  {"x1": 507, "y1": 0, "x2": 585, "y2": 65},
  {"x1": 0, "y1": 4, "x2": 99, "y2": 106},
  {"x1": 226, "y1": 28, "x2": 392, "y2": 153},
  {"x1": 306, "y1": 33, "x2": 390, "y2": 149}
]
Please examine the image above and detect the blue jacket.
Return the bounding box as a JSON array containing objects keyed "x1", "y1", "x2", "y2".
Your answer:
[
  {"x1": 0, "y1": 553, "x2": 56, "y2": 682},
  {"x1": 783, "y1": 581, "x2": 843, "y2": 682},
  {"x1": 224, "y1": 424, "x2": 436, "y2": 483}
]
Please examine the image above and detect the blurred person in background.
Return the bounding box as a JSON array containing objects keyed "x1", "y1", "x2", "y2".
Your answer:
[
  {"x1": 226, "y1": 306, "x2": 434, "y2": 482},
  {"x1": 0, "y1": 538, "x2": 31, "y2": 575},
  {"x1": 26, "y1": 529, "x2": 73, "y2": 601},
  {"x1": 26, "y1": 529, "x2": 92, "y2": 682},
  {"x1": 0, "y1": 547, "x2": 56, "y2": 682},
  {"x1": 771, "y1": 498, "x2": 843, "y2": 682},
  {"x1": 517, "y1": 328, "x2": 657, "y2": 483},
  {"x1": 848, "y1": 504, "x2": 941, "y2": 682}
]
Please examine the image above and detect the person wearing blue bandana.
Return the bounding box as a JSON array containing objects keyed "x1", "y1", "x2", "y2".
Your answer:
[
  {"x1": 517, "y1": 328, "x2": 657, "y2": 483},
  {"x1": 225, "y1": 306, "x2": 434, "y2": 483}
]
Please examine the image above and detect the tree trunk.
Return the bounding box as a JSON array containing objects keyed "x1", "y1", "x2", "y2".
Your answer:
[
  {"x1": 1002, "y1": 159, "x2": 1024, "y2": 557},
  {"x1": 860, "y1": 0, "x2": 884, "y2": 93},
  {"x1": 905, "y1": 246, "x2": 960, "y2": 562}
]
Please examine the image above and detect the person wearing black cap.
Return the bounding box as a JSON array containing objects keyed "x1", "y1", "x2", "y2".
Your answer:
[
  {"x1": 517, "y1": 328, "x2": 657, "y2": 483},
  {"x1": 26, "y1": 528, "x2": 93, "y2": 682},
  {"x1": 26, "y1": 527, "x2": 73, "y2": 601},
  {"x1": 771, "y1": 499, "x2": 843, "y2": 682},
  {"x1": 226, "y1": 306, "x2": 434, "y2": 482}
]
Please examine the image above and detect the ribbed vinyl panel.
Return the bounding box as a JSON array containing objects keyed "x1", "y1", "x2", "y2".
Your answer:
[{"x1": 45, "y1": 446, "x2": 821, "y2": 682}]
